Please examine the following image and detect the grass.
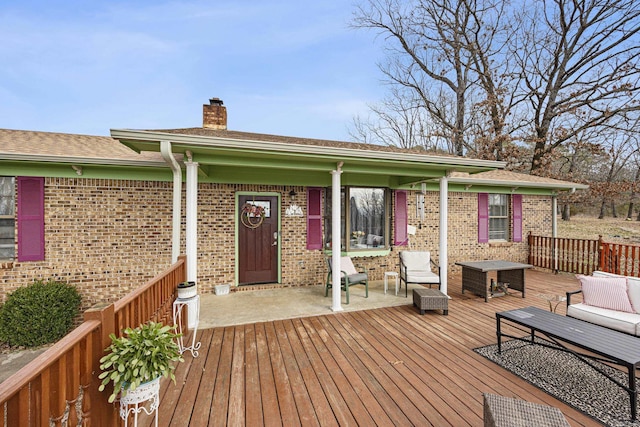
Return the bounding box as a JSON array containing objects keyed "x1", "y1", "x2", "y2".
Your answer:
[{"x1": 558, "y1": 215, "x2": 640, "y2": 244}]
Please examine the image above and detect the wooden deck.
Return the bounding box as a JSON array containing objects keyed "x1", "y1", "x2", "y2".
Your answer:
[{"x1": 144, "y1": 270, "x2": 601, "y2": 426}]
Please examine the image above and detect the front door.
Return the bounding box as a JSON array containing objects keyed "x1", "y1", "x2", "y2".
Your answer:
[{"x1": 238, "y1": 195, "x2": 279, "y2": 285}]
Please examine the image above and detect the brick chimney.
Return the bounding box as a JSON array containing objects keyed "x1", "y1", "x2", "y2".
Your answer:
[{"x1": 203, "y1": 98, "x2": 227, "y2": 129}]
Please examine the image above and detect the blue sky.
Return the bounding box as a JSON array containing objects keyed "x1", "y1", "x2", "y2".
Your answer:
[{"x1": 0, "y1": 1, "x2": 383, "y2": 141}]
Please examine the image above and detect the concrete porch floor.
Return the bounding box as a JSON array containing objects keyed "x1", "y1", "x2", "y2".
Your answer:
[{"x1": 198, "y1": 279, "x2": 427, "y2": 329}]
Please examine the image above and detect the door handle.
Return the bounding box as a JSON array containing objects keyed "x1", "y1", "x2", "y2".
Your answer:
[{"x1": 272, "y1": 231, "x2": 279, "y2": 246}]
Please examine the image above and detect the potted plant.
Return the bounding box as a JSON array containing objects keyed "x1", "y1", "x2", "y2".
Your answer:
[{"x1": 98, "y1": 321, "x2": 184, "y2": 404}]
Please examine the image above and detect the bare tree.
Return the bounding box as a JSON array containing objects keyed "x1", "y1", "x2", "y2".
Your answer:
[
  {"x1": 462, "y1": 0, "x2": 519, "y2": 161},
  {"x1": 353, "y1": 0, "x2": 640, "y2": 185},
  {"x1": 349, "y1": 87, "x2": 446, "y2": 150},
  {"x1": 511, "y1": 0, "x2": 640, "y2": 173},
  {"x1": 352, "y1": 0, "x2": 481, "y2": 155}
]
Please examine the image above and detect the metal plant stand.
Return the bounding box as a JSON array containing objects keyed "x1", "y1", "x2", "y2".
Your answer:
[
  {"x1": 120, "y1": 377, "x2": 160, "y2": 427},
  {"x1": 173, "y1": 294, "x2": 201, "y2": 357}
]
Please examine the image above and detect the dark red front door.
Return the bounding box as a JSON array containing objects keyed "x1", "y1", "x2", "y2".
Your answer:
[{"x1": 238, "y1": 195, "x2": 278, "y2": 285}]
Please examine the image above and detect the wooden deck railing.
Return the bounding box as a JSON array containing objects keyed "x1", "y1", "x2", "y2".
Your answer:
[
  {"x1": 600, "y1": 241, "x2": 640, "y2": 277},
  {"x1": 528, "y1": 234, "x2": 640, "y2": 277},
  {"x1": 0, "y1": 255, "x2": 186, "y2": 426}
]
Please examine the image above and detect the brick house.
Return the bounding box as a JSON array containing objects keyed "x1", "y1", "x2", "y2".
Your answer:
[{"x1": 0, "y1": 99, "x2": 586, "y2": 311}]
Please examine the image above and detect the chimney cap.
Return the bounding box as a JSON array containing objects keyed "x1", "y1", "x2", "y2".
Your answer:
[{"x1": 209, "y1": 97, "x2": 224, "y2": 106}]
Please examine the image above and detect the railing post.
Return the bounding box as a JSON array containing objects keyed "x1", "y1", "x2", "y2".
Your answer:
[
  {"x1": 84, "y1": 303, "x2": 118, "y2": 426},
  {"x1": 597, "y1": 235, "x2": 605, "y2": 272}
]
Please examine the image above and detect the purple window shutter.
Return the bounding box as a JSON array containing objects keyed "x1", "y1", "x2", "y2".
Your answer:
[
  {"x1": 306, "y1": 187, "x2": 323, "y2": 250},
  {"x1": 394, "y1": 190, "x2": 408, "y2": 246},
  {"x1": 478, "y1": 193, "x2": 489, "y2": 243},
  {"x1": 17, "y1": 177, "x2": 45, "y2": 261},
  {"x1": 512, "y1": 194, "x2": 523, "y2": 242}
]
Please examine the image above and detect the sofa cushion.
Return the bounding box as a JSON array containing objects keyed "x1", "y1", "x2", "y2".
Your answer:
[
  {"x1": 576, "y1": 275, "x2": 634, "y2": 313},
  {"x1": 567, "y1": 303, "x2": 640, "y2": 336},
  {"x1": 593, "y1": 271, "x2": 640, "y2": 313}
]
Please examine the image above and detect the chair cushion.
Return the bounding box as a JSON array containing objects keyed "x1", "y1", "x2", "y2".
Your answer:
[
  {"x1": 406, "y1": 270, "x2": 440, "y2": 284},
  {"x1": 400, "y1": 251, "x2": 431, "y2": 272},
  {"x1": 344, "y1": 273, "x2": 367, "y2": 284},
  {"x1": 339, "y1": 256, "x2": 358, "y2": 276},
  {"x1": 576, "y1": 275, "x2": 634, "y2": 313}
]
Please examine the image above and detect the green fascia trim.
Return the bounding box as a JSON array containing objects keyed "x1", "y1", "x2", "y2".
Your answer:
[
  {"x1": 395, "y1": 181, "x2": 566, "y2": 196},
  {"x1": 192, "y1": 150, "x2": 450, "y2": 178},
  {"x1": 323, "y1": 249, "x2": 391, "y2": 258},
  {"x1": 198, "y1": 165, "x2": 399, "y2": 187},
  {"x1": 0, "y1": 161, "x2": 173, "y2": 181},
  {"x1": 234, "y1": 192, "x2": 282, "y2": 286},
  {"x1": 446, "y1": 184, "x2": 559, "y2": 196}
]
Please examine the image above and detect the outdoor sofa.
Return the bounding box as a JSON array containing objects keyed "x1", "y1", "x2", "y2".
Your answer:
[{"x1": 567, "y1": 271, "x2": 640, "y2": 336}]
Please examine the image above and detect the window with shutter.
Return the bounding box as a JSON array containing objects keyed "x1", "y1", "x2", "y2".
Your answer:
[
  {"x1": 323, "y1": 186, "x2": 390, "y2": 251},
  {"x1": 512, "y1": 194, "x2": 523, "y2": 242},
  {"x1": 17, "y1": 177, "x2": 45, "y2": 261},
  {"x1": 306, "y1": 187, "x2": 323, "y2": 250},
  {"x1": 394, "y1": 190, "x2": 408, "y2": 246},
  {"x1": 0, "y1": 177, "x2": 15, "y2": 260},
  {"x1": 479, "y1": 193, "x2": 522, "y2": 243},
  {"x1": 478, "y1": 193, "x2": 489, "y2": 243}
]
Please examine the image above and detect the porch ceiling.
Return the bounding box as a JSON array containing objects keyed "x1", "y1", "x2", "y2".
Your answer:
[{"x1": 111, "y1": 129, "x2": 505, "y2": 188}]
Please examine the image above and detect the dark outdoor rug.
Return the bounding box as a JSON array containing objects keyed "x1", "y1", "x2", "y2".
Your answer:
[{"x1": 474, "y1": 337, "x2": 640, "y2": 427}]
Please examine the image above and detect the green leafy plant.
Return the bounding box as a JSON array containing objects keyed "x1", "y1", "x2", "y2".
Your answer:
[
  {"x1": 0, "y1": 279, "x2": 81, "y2": 347},
  {"x1": 98, "y1": 321, "x2": 184, "y2": 403}
]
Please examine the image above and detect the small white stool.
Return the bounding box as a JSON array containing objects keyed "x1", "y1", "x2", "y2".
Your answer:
[{"x1": 384, "y1": 272, "x2": 399, "y2": 295}]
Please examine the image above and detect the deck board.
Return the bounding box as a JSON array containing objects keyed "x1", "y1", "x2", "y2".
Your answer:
[{"x1": 138, "y1": 270, "x2": 601, "y2": 426}]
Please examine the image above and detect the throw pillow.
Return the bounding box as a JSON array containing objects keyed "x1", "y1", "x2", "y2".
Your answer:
[{"x1": 576, "y1": 275, "x2": 634, "y2": 313}]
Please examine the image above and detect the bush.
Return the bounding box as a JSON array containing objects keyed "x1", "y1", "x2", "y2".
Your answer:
[{"x1": 0, "y1": 279, "x2": 82, "y2": 347}]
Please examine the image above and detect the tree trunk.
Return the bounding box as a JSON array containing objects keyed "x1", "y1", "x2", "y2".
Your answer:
[
  {"x1": 627, "y1": 202, "x2": 634, "y2": 220},
  {"x1": 561, "y1": 204, "x2": 571, "y2": 221},
  {"x1": 611, "y1": 201, "x2": 618, "y2": 218},
  {"x1": 598, "y1": 200, "x2": 607, "y2": 219}
]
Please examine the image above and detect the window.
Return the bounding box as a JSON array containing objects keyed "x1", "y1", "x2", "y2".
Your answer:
[
  {"x1": 478, "y1": 193, "x2": 523, "y2": 243},
  {"x1": 0, "y1": 177, "x2": 15, "y2": 259},
  {"x1": 323, "y1": 187, "x2": 390, "y2": 251},
  {"x1": 489, "y1": 194, "x2": 509, "y2": 240}
]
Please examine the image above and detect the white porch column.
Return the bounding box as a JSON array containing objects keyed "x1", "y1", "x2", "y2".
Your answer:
[
  {"x1": 439, "y1": 175, "x2": 448, "y2": 296},
  {"x1": 186, "y1": 160, "x2": 199, "y2": 284},
  {"x1": 331, "y1": 163, "x2": 344, "y2": 312}
]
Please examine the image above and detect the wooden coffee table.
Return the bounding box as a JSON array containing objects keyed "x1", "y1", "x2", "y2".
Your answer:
[
  {"x1": 456, "y1": 260, "x2": 532, "y2": 302},
  {"x1": 496, "y1": 306, "x2": 640, "y2": 420}
]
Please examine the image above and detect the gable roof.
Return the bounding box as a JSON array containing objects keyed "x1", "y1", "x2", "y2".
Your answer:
[
  {"x1": 0, "y1": 128, "x2": 164, "y2": 165},
  {"x1": 0, "y1": 127, "x2": 586, "y2": 193},
  {"x1": 151, "y1": 127, "x2": 462, "y2": 158},
  {"x1": 449, "y1": 170, "x2": 588, "y2": 191}
]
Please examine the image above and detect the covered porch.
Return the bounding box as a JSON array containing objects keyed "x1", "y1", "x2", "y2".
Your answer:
[{"x1": 146, "y1": 269, "x2": 597, "y2": 426}]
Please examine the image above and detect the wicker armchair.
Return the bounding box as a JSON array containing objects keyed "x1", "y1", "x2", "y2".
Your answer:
[
  {"x1": 399, "y1": 251, "x2": 441, "y2": 297},
  {"x1": 325, "y1": 256, "x2": 369, "y2": 304}
]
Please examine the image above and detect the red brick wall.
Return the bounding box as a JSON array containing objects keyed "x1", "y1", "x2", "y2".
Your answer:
[{"x1": 0, "y1": 178, "x2": 551, "y2": 307}]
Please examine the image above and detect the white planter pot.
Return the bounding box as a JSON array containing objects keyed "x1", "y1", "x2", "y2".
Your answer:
[
  {"x1": 177, "y1": 281, "x2": 197, "y2": 299},
  {"x1": 120, "y1": 377, "x2": 160, "y2": 405}
]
